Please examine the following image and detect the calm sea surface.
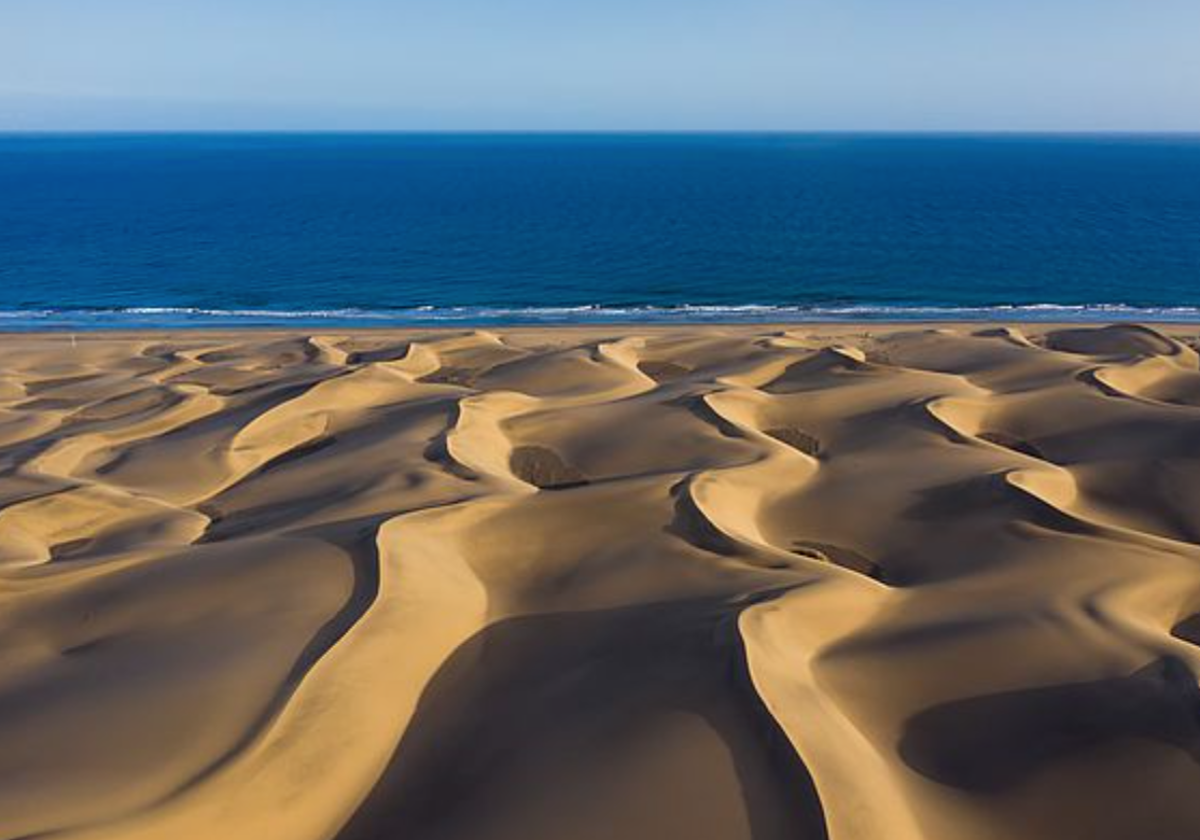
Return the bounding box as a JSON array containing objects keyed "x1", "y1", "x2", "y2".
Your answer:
[{"x1": 1, "y1": 133, "x2": 1199, "y2": 328}]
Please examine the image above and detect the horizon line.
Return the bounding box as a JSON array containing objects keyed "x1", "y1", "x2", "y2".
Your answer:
[{"x1": 4, "y1": 128, "x2": 1200, "y2": 137}]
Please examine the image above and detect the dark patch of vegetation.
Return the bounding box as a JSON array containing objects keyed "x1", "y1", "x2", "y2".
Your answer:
[
  {"x1": 509, "y1": 446, "x2": 589, "y2": 490},
  {"x1": 418, "y1": 367, "x2": 476, "y2": 387},
  {"x1": 637, "y1": 360, "x2": 691, "y2": 383},
  {"x1": 791, "y1": 540, "x2": 886, "y2": 582},
  {"x1": 765, "y1": 427, "x2": 822, "y2": 457}
]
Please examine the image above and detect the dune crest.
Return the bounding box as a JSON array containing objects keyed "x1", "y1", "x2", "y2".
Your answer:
[{"x1": 2, "y1": 324, "x2": 1200, "y2": 840}]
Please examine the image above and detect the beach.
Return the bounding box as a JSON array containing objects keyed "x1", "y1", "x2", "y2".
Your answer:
[{"x1": 2, "y1": 321, "x2": 1200, "y2": 840}]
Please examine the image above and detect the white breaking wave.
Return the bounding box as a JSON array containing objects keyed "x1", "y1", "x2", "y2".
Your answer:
[{"x1": 2, "y1": 302, "x2": 1200, "y2": 328}]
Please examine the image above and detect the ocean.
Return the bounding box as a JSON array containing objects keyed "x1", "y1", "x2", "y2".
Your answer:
[{"x1": 1, "y1": 133, "x2": 1199, "y2": 329}]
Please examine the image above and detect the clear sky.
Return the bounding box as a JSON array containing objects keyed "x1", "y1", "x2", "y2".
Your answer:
[{"x1": 3, "y1": 0, "x2": 1199, "y2": 131}]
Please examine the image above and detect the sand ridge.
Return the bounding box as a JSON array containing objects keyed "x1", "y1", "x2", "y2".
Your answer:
[{"x1": 1, "y1": 323, "x2": 1200, "y2": 840}]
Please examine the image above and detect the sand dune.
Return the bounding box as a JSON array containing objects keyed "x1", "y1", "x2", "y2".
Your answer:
[{"x1": 2, "y1": 323, "x2": 1200, "y2": 840}]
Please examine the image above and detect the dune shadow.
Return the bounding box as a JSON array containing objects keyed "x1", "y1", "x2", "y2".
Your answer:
[
  {"x1": 898, "y1": 657, "x2": 1200, "y2": 792},
  {"x1": 904, "y1": 473, "x2": 1087, "y2": 536},
  {"x1": 664, "y1": 477, "x2": 742, "y2": 558},
  {"x1": 163, "y1": 517, "x2": 387, "y2": 799},
  {"x1": 1041, "y1": 325, "x2": 1180, "y2": 358},
  {"x1": 976, "y1": 430, "x2": 1047, "y2": 461},
  {"x1": 1175, "y1": 614, "x2": 1200, "y2": 647},
  {"x1": 334, "y1": 594, "x2": 827, "y2": 840}
]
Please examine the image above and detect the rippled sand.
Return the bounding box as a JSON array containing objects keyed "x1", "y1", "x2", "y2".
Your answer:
[{"x1": 2, "y1": 323, "x2": 1200, "y2": 840}]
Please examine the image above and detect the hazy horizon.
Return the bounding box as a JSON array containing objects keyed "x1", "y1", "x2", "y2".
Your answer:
[
  {"x1": 4, "y1": 0, "x2": 1200, "y2": 132},
  {"x1": 5, "y1": 129, "x2": 1200, "y2": 136}
]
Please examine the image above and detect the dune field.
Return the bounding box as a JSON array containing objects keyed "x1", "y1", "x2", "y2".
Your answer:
[{"x1": 2, "y1": 323, "x2": 1200, "y2": 840}]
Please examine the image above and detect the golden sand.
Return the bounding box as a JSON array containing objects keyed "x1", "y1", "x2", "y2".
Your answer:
[{"x1": 2, "y1": 323, "x2": 1200, "y2": 840}]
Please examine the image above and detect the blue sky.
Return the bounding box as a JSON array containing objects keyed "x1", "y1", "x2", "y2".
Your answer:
[{"x1": 3, "y1": 0, "x2": 1199, "y2": 130}]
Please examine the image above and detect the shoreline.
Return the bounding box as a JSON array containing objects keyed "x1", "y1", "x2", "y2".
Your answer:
[
  {"x1": 5, "y1": 303, "x2": 1200, "y2": 334},
  {"x1": 3, "y1": 322, "x2": 1199, "y2": 839},
  {"x1": 4, "y1": 319, "x2": 1200, "y2": 337}
]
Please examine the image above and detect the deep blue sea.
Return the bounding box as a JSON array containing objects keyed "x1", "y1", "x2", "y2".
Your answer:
[{"x1": 2, "y1": 133, "x2": 1199, "y2": 328}]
